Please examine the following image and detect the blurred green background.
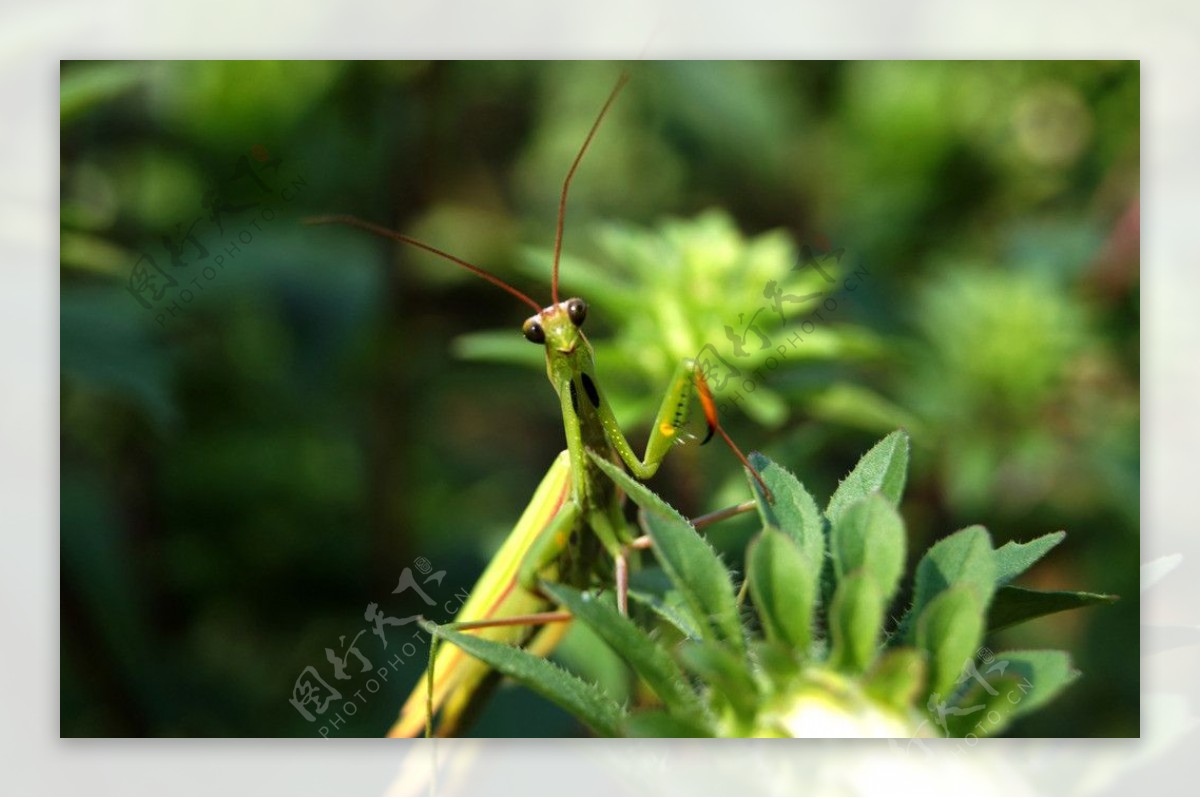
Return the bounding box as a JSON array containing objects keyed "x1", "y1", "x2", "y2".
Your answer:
[{"x1": 60, "y1": 60, "x2": 1139, "y2": 737}]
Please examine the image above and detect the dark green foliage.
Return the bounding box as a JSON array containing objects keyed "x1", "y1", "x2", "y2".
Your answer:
[
  {"x1": 748, "y1": 529, "x2": 815, "y2": 652},
  {"x1": 60, "y1": 60, "x2": 1137, "y2": 737},
  {"x1": 425, "y1": 432, "x2": 1108, "y2": 737},
  {"x1": 427, "y1": 621, "x2": 626, "y2": 737},
  {"x1": 590, "y1": 452, "x2": 746, "y2": 656},
  {"x1": 825, "y1": 430, "x2": 909, "y2": 524}
]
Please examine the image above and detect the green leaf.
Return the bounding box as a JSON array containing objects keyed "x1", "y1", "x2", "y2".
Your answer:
[
  {"x1": 986, "y1": 650, "x2": 1079, "y2": 724},
  {"x1": 452, "y1": 330, "x2": 546, "y2": 369},
  {"x1": 915, "y1": 586, "x2": 986, "y2": 700},
  {"x1": 863, "y1": 647, "x2": 927, "y2": 714},
  {"x1": 941, "y1": 673, "x2": 1022, "y2": 737},
  {"x1": 626, "y1": 587, "x2": 703, "y2": 640},
  {"x1": 589, "y1": 452, "x2": 745, "y2": 655},
  {"x1": 639, "y1": 512, "x2": 746, "y2": 656},
  {"x1": 828, "y1": 571, "x2": 885, "y2": 675},
  {"x1": 677, "y1": 640, "x2": 759, "y2": 723},
  {"x1": 748, "y1": 529, "x2": 815, "y2": 653},
  {"x1": 427, "y1": 621, "x2": 625, "y2": 737},
  {"x1": 624, "y1": 710, "x2": 713, "y2": 738},
  {"x1": 993, "y1": 531, "x2": 1066, "y2": 586},
  {"x1": 751, "y1": 639, "x2": 802, "y2": 684},
  {"x1": 626, "y1": 568, "x2": 703, "y2": 639},
  {"x1": 903, "y1": 525, "x2": 997, "y2": 640},
  {"x1": 826, "y1": 430, "x2": 910, "y2": 525},
  {"x1": 943, "y1": 650, "x2": 1078, "y2": 736},
  {"x1": 986, "y1": 586, "x2": 1118, "y2": 632},
  {"x1": 542, "y1": 583, "x2": 707, "y2": 723},
  {"x1": 830, "y1": 494, "x2": 906, "y2": 602},
  {"x1": 746, "y1": 452, "x2": 825, "y2": 573},
  {"x1": 807, "y1": 381, "x2": 924, "y2": 436}
]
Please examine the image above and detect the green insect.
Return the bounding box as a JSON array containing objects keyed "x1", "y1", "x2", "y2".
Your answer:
[{"x1": 309, "y1": 73, "x2": 770, "y2": 737}]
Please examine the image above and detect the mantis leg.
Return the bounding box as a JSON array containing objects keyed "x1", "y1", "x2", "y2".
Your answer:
[
  {"x1": 516, "y1": 498, "x2": 581, "y2": 593},
  {"x1": 595, "y1": 359, "x2": 704, "y2": 480},
  {"x1": 613, "y1": 534, "x2": 653, "y2": 615},
  {"x1": 594, "y1": 359, "x2": 772, "y2": 501}
]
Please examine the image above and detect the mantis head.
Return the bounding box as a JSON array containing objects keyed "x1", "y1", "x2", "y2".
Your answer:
[{"x1": 522, "y1": 298, "x2": 588, "y2": 355}]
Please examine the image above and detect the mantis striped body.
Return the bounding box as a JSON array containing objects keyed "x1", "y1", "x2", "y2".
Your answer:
[{"x1": 310, "y1": 74, "x2": 770, "y2": 737}]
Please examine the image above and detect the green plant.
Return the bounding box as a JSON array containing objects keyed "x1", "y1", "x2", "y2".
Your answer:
[
  {"x1": 899, "y1": 265, "x2": 1137, "y2": 518},
  {"x1": 425, "y1": 430, "x2": 1115, "y2": 737},
  {"x1": 454, "y1": 210, "x2": 891, "y2": 429}
]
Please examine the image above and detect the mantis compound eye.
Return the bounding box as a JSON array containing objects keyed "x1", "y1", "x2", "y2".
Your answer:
[
  {"x1": 566, "y1": 298, "x2": 587, "y2": 327},
  {"x1": 523, "y1": 318, "x2": 546, "y2": 344}
]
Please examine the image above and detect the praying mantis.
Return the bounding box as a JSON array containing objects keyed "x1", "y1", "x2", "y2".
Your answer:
[{"x1": 309, "y1": 73, "x2": 772, "y2": 737}]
